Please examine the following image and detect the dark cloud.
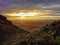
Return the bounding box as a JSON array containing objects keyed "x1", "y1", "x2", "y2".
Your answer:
[{"x1": 0, "y1": 0, "x2": 60, "y2": 14}]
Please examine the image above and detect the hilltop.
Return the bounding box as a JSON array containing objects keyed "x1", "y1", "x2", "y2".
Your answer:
[{"x1": 0, "y1": 15, "x2": 29, "y2": 45}]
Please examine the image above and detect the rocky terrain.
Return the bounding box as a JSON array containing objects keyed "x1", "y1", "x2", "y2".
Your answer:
[{"x1": 0, "y1": 15, "x2": 29, "y2": 45}]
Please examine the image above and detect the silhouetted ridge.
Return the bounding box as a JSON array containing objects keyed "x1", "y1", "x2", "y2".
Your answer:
[
  {"x1": 0, "y1": 15, "x2": 12, "y2": 25},
  {"x1": 0, "y1": 15, "x2": 29, "y2": 45},
  {"x1": 0, "y1": 15, "x2": 6, "y2": 20},
  {"x1": 32, "y1": 20, "x2": 60, "y2": 45}
]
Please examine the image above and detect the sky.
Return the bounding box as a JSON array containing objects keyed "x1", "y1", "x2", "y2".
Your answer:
[{"x1": 0, "y1": 0, "x2": 60, "y2": 16}]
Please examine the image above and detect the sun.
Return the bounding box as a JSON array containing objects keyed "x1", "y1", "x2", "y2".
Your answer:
[
  {"x1": 5, "y1": 10, "x2": 39, "y2": 19},
  {"x1": 16, "y1": 12, "x2": 37, "y2": 18}
]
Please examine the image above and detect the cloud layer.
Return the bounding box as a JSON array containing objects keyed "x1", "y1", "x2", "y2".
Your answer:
[{"x1": 0, "y1": 0, "x2": 60, "y2": 15}]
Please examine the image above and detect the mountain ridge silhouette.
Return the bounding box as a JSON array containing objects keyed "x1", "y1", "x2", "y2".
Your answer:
[{"x1": 0, "y1": 15, "x2": 29, "y2": 45}]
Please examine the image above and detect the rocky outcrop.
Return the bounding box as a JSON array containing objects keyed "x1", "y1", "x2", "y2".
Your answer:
[{"x1": 0, "y1": 15, "x2": 29, "y2": 45}]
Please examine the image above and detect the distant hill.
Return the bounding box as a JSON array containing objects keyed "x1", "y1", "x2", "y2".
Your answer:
[{"x1": 0, "y1": 15, "x2": 29, "y2": 45}]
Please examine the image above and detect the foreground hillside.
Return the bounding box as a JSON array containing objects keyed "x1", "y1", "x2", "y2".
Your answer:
[
  {"x1": 0, "y1": 15, "x2": 29, "y2": 45},
  {"x1": 17, "y1": 20, "x2": 60, "y2": 45}
]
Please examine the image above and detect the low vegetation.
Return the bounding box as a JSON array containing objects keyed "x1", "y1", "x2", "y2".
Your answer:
[{"x1": 17, "y1": 21, "x2": 60, "y2": 45}]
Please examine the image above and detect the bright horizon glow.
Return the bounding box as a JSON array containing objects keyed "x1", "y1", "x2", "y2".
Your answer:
[
  {"x1": 5, "y1": 10, "x2": 60, "y2": 20},
  {"x1": 17, "y1": 12, "x2": 37, "y2": 17},
  {"x1": 5, "y1": 11, "x2": 38, "y2": 18}
]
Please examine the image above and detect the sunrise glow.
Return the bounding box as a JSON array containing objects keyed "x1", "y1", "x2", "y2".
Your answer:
[
  {"x1": 17, "y1": 12, "x2": 37, "y2": 17},
  {"x1": 5, "y1": 10, "x2": 40, "y2": 18}
]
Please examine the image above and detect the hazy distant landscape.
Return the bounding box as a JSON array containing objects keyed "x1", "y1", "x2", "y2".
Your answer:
[{"x1": 11, "y1": 19, "x2": 54, "y2": 32}]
